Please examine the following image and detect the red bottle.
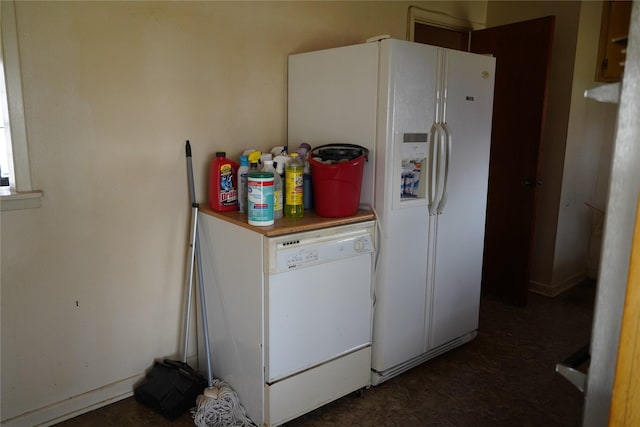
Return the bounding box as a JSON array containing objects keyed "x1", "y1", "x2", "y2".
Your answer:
[{"x1": 209, "y1": 152, "x2": 239, "y2": 211}]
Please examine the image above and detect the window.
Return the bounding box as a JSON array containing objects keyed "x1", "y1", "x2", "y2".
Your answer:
[
  {"x1": 0, "y1": 0, "x2": 41, "y2": 210},
  {"x1": 1, "y1": 60, "x2": 11, "y2": 187}
]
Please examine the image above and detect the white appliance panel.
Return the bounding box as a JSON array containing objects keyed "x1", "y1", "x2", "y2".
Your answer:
[
  {"x1": 371, "y1": 208, "x2": 429, "y2": 370},
  {"x1": 198, "y1": 215, "x2": 375, "y2": 426},
  {"x1": 382, "y1": 40, "x2": 439, "y2": 134},
  {"x1": 287, "y1": 38, "x2": 495, "y2": 386},
  {"x1": 428, "y1": 50, "x2": 495, "y2": 349},
  {"x1": 288, "y1": 43, "x2": 379, "y2": 209},
  {"x1": 271, "y1": 231, "x2": 373, "y2": 273},
  {"x1": 267, "y1": 253, "x2": 373, "y2": 382},
  {"x1": 372, "y1": 40, "x2": 439, "y2": 372},
  {"x1": 267, "y1": 348, "x2": 371, "y2": 426},
  {"x1": 375, "y1": 40, "x2": 438, "y2": 213}
]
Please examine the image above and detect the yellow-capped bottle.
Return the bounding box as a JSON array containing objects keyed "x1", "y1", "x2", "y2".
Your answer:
[{"x1": 284, "y1": 153, "x2": 304, "y2": 218}]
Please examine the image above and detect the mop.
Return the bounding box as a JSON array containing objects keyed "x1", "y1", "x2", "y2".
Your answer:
[{"x1": 185, "y1": 141, "x2": 256, "y2": 427}]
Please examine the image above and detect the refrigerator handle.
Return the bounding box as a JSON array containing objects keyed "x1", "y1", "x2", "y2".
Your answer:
[
  {"x1": 432, "y1": 123, "x2": 446, "y2": 214},
  {"x1": 436, "y1": 123, "x2": 452, "y2": 214},
  {"x1": 428, "y1": 123, "x2": 439, "y2": 215}
]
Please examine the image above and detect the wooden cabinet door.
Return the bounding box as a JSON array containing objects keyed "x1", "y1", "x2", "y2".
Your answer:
[{"x1": 596, "y1": 0, "x2": 632, "y2": 82}]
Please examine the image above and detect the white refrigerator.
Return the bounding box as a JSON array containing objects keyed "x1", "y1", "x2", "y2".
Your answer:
[{"x1": 288, "y1": 38, "x2": 496, "y2": 385}]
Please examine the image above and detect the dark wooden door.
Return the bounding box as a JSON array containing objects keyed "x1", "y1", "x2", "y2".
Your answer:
[
  {"x1": 415, "y1": 22, "x2": 469, "y2": 51},
  {"x1": 470, "y1": 16, "x2": 555, "y2": 306},
  {"x1": 415, "y1": 16, "x2": 555, "y2": 305}
]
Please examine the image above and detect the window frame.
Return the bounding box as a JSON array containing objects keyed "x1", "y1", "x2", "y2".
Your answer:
[{"x1": 0, "y1": 0, "x2": 42, "y2": 211}]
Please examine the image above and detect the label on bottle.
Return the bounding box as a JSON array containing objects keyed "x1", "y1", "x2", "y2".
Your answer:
[
  {"x1": 238, "y1": 170, "x2": 248, "y2": 213},
  {"x1": 219, "y1": 163, "x2": 237, "y2": 206},
  {"x1": 274, "y1": 189, "x2": 283, "y2": 216},
  {"x1": 285, "y1": 170, "x2": 303, "y2": 205}
]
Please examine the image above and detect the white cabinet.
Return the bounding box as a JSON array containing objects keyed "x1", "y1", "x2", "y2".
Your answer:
[{"x1": 197, "y1": 209, "x2": 375, "y2": 426}]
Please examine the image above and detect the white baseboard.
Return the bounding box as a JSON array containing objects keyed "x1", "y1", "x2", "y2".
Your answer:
[
  {"x1": 529, "y1": 272, "x2": 587, "y2": 297},
  {"x1": 1, "y1": 374, "x2": 141, "y2": 427},
  {"x1": 1, "y1": 355, "x2": 199, "y2": 427}
]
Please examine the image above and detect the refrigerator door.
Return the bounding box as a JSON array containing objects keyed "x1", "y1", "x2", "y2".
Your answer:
[
  {"x1": 428, "y1": 49, "x2": 496, "y2": 349},
  {"x1": 371, "y1": 40, "x2": 439, "y2": 373}
]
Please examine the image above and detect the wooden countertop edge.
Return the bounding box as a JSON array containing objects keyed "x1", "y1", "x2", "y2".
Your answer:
[{"x1": 199, "y1": 206, "x2": 376, "y2": 237}]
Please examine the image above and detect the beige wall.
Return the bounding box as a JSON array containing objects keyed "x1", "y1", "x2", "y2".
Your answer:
[
  {"x1": 0, "y1": 1, "x2": 487, "y2": 424},
  {"x1": 558, "y1": 1, "x2": 618, "y2": 283}
]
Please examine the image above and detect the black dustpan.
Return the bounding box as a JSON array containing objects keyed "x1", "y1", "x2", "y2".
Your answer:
[
  {"x1": 134, "y1": 359, "x2": 206, "y2": 420},
  {"x1": 134, "y1": 141, "x2": 206, "y2": 420}
]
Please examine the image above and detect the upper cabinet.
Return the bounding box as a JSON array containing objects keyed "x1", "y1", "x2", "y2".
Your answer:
[{"x1": 596, "y1": 0, "x2": 632, "y2": 82}]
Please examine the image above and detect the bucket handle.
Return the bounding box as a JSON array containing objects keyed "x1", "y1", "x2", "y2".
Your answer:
[{"x1": 310, "y1": 143, "x2": 369, "y2": 160}]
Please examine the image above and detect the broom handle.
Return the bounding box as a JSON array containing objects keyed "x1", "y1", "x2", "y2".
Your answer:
[
  {"x1": 182, "y1": 141, "x2": 197, "y2": 364},
  {"x1": 186, "y1": 141, "x2": 214, "y2": 387},
  {"x1": 182, "y1": 203, "x2": 198, "y2": 364},
  {"x1": 194, "y1": 213, "x2": 214, "y2": 387}
]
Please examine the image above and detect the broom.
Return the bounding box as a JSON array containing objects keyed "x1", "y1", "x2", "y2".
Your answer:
[
  {"x1": 186, "y1": 141, "x2": 256, "y2": 427},
  {"x1": 132, "y1": 142, "x2": 208, "y2": 420}
]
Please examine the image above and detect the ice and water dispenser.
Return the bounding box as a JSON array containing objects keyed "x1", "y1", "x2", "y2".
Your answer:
[{"x1": 398, "y1": 133, "x2": 428, "y2": 204}]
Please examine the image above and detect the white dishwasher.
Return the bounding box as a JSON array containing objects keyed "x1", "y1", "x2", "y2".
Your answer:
[
  {"x1": 197, "y1": 210, "x2": 375, "y2": 427},
  {"x1": 266, "y1": 223, "x2": 375, "y2": 383}
]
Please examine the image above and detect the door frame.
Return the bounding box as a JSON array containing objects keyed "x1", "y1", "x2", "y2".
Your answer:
[
  {"x1": 609, "y1": 197, "x2": 640, "y2": 426},
  {"x1": 407, "y1": 5, "x2": 485, "y2": 41},
  {"x1": 585, "y1": 3, "x2": 640, "y2": 423}
]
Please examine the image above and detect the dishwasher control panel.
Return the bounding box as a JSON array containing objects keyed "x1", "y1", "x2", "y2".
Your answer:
[
  {"x1": 285, "y1": 248, "x2": 320, "y2": 268},
  {"x1": 267, "y1": 222, "x2": 375, "y2": 274}
]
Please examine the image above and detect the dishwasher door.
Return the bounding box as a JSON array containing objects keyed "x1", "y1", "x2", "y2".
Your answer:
[{"x1": 265, "y1": 222, "x2": 375, "y2": 383}]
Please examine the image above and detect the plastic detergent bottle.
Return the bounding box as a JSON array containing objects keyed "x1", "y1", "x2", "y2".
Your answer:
[
  {"x1": 237, "y1": 155, "x2": 249, "y2": 213},
  {"x1": 262, "y1": 160, "x2": 283, "y2": 219},
  {"x1": 284, "y1": 152, "x2": 304, "y2": 218},
  {"x1": 209, "y1": 152, "x2": 239, "y2": 211},
  {"x1": 273, "y1": 154, "x2": 288, "y2": 209}
]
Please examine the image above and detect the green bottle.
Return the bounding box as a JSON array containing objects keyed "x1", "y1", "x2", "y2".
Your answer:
[{"x1": 284, "y1": 153, "x2": 304, "y2": 218}]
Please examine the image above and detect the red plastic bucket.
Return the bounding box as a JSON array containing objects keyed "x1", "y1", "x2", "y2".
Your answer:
[{"x1": 309, "y1": 144, "x2": 368, "y2": 218}]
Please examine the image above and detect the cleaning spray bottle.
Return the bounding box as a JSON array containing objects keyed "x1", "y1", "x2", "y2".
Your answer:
[
  {"x1": 262, "y1": 159, "x2": 283, "y2": 219},
  {"x1": 237, "y1": 155, "x2": 249, "y2": 213},
  {"x1": 273, "y1": 153, "x2": 288, "y2": 214}
]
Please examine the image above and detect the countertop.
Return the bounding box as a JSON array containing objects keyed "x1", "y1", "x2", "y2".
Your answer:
[{"x1": 199, "y1": 206, "x2": 375, "y2": 237}]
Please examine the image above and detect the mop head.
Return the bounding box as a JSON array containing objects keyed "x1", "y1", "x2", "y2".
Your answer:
[{"x1": 192, "y1": 379, "x2": 256, "y2": 427}]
